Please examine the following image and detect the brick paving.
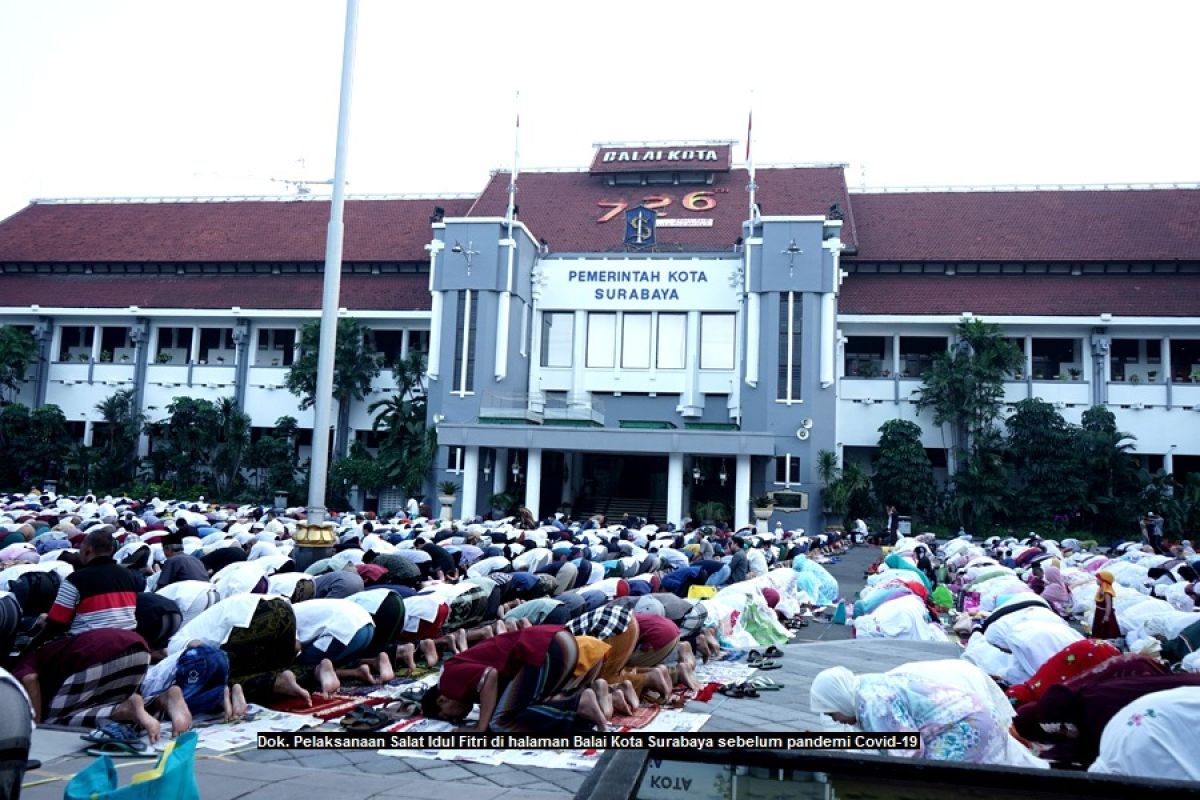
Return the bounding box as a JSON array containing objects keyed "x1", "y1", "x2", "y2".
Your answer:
[{"x1": 21, "y1": 543, "x2": 960, "y2": 799}]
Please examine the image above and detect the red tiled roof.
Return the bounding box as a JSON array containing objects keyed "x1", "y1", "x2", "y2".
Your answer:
[
  {"x1": 840, "y1": 273, "x2": 1200, "y2": 317},
  {"x1": 848, "y1": 189, "x2": 1200, "y2": 262},
  {"x1": 0, "y1": 273, "x2": 431, "y2": 311},
  {"x1": 0, "y1": 197, "x2": 473, "y2": 263},
  {"x1": 468, "y1": 167, "x2": 856, "y2": 252}
]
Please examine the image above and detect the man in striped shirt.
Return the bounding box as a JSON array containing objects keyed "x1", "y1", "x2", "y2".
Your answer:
[{"x1": 34, "y1": 529, "x2": 140, "y2": 643}]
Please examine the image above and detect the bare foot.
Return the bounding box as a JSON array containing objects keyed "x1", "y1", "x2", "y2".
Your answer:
[
  {"x1": 395, "y1": 643, "x2": 417, "y2": 672},
  {"x1": 611, "y1": 687, "x2": 632, "y2": 716},
  {"x1": 230, "y1": 684, "x2": 248, "y2": 720},
  {"x1": 316, "y1": 659, "x2": 340, "y2": 697},
  {"x1": 617, "y1": 680, "x2": 640, "y2": 711},
  {"x1": 336, "y1": 663, "x2": 377, "y2": 685},
  {"x1": 161, "y1": 686, "x2": 193, "y2": 736},
  {"x1": 593, "y1": 679, "x2": 613, "y2": 717},
  {"x1": 455, "y1": 628, "x2": 468, "y2": 652},
  {"x1": 420, "y1": 639, "x2": 439, "y2": 668},
  {"x1": 478, "y1": 624, "x2": 496, "y2": 640},
  {"x1": 223, "y1": 686, "x2": 233, "y2": 721},
  {"x1": 576, "y1": 688, "x2": 608, "y2": 729},
  {"x1": 515, "y1": 618, "x2": 532, "y2": 629},
  {"x1": 677, "y1": 641, "x2": 696, "y2": 670},
  {"x1": 113, "y1": 693, "x2": 160, "y2": 744},
  {"x1": 378, "y1": 652, "x2": 395, "y2": 683},
  {"x1": 274, "y1": 670, "x2": 312, "y2": 707},
  {"x1": 676, "y1": 660, "x2": 701, "y2": 692},
  {"x1": 643, "y1": 667, "x2": 673, "y2": 702}
]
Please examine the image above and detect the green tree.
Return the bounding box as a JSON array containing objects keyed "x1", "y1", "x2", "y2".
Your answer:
[
  {"x1": 815, "y1": 449, "x2": 873, "y2": 523},
  {"x1": 369, "y1": 352, "x2": 435, "y2": 496},
  {"x1": 94, "y1": 389, "x2": 143, "y2": 491},
  {"x1": 26, "y1": 405, "x2": 71, "y2": 484},
  {"x1": 1005, "y1": 398, "x2": 1087, "y2": 523},
  {"x1": 0, "y1": 404, "x2": 32, "y2": 488},
  {"x1": 210, "y1": 397, "x2": 251, "y2": 499},
  {"x1": 247, "y1": 416, "x2": 301, "y2": 500},
  {"x1": 915, "y1": 320, "x2": 1021, "y2": 527},
  {"x1": 155, "y1": 397, "x2": 221, "y2": 494},
  {"x1": 285, "y1": 318, "x2": 382, "y2": 462},
  {"x1": 0, "y1": 326, "x2": 36, "y2": 405},
  {"x1": 872, "y1": 419, "x2": 935, "y2": 516},
  {"x1": 1076, "y1": 406, "x2": 1140, "y2": 536},
  {"x1": 950, "y1": 428, "x2": 1010, "y2": 532}
]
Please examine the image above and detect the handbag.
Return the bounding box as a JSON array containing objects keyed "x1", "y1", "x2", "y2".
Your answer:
[{"x1": 64, "y1": 731, "x2": 200, "y2": 800}]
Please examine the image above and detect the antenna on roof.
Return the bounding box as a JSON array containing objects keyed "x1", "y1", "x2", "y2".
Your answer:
[{"x1": 859, "y1": 162, "x2": 867, "y2": 192}]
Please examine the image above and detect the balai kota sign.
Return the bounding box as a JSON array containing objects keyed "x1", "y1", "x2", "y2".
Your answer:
[{"x1": 590, "y1": 143, "x2": 732, "y2": 174}]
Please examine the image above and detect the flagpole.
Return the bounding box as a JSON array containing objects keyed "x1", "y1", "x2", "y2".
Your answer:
[
  {"x1": 494, "y1": 91, "x2": 520, "y2": 383},
  {"x1": 746, "y1": 91, "x2": 757, "y2": 220},
  {"x1": 506, "y1": 90, "x2": 520, "y2": 235},
  {"x1": 306, "y1": 0, "x2": 360, "y2": 529}
]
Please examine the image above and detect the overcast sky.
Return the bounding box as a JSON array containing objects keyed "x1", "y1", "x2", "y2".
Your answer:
[{"x1": 2, "y1": 1, "x2": 1198, "y2": 220}]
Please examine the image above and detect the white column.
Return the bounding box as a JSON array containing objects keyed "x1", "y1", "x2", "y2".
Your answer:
[
  {"x1": 734, "y1": 453, "x2": 751, "y2": 529},
  {"x1": 681, "y1": 311, "x2": 702, "y2": 416},
  {"x1": 493, "y1": 447, "x2": 509, "y2": 494},
  {"x1": 91, "y1": 325, "x2": 102, "y2": 361},
  {"x1": 820, "y1": 292, "x2": 836, "y2": 387},
  {"x1": 1165, "y1": 448, "x2": 1175, "y2": 477},
  {"x1": 461, "y1": 446, "x2": 480, "y2": 518},
  {"x1": 524, "y1": 448, "x2": 543, "y2": 518},
  {"x1": 1162, "y1": 337, "x2": 1171, "y2": 383},
  {"x1": 667, "y1": 452, "x2": 684, "y2": 527},
  {"x1": 570, "y1": 310, "x2": 587, "y2": 407}
]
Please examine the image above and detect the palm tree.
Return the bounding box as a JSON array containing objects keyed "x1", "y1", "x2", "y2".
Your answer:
[
  {"x1": 285, "y1": 318, "x2": 382, "y2": 461},
  {"x1": 94, "y1": 389, "x2": 143, "y2": 490}
]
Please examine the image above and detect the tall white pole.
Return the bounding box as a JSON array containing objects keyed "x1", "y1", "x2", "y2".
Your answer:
[{"x1": 306, "y1": 0, "x2": 360, "y2": 525}]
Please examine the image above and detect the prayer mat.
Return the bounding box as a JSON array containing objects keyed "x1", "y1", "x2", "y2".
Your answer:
[
  {"x1": 338, "y1": 677, "x2": 419, "y2": 697},
  {"x1": 270, "y1": 693, "x2": 387, "y2": 721},
  {"x1": 610, "y1": 704, "x2": 660, "y2": 729}
]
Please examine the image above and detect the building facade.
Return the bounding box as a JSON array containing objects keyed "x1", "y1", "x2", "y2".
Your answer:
[{"x1": 2, "y1": 142, "x2": 1199, "y2": 532}]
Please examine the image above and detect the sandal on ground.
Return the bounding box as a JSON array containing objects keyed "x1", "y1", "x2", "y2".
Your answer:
[
  {"x1": 747, "y1": 649, "x2": 764, "y2": 666},
  {"x1": 739, "y1": 682, "x2": 760, "y2": 698},
  {"x1": 757, "y1": 659, "x2": 782, "y2": 670},
  {"x1": 340, "y1": 704, "x2": 392, "y2": 732},
  {"x1": 764, "y1": 646, "x2": 784, "y2": 659},
  {"x1": 749, "y1": 677, "x2": 783, "y2": 691},
  {"x1": 86, "y1": 740, "x2": 149, "y2": 758},
  {"x1": 81, "y1": 723, "x2": 143, "y2": 745},
  {"x1": 717, "y1": 683, "x2": 746, "y2": 698}
]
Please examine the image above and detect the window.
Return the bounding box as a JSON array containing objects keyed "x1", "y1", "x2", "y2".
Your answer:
[
  {"x1": 621, "y1": 314, "x2": 652, "y2": 369},
  {"x1": 775, "y1": 454, "x2": 800, "y2": 485},
  {"x1": 198, "y1": 328, "x2": 235, "y2": 365},
  {"x1": 58, "y1": 326, "x2": 95, "y2": 362},
  {"x1": 540, "y1": 312, "x2": 574, "y2": 368},
  {"x1": 777, "y1": 293, "x2": 803, "y2": 401},
  {"x1": 1031, "y1": 338, "x2": 1079, "y2": 380},
  {"x1": 700, "y1": 314, "x2": 735, "y2": 370},
  {"x1": 1170, "y1": 339, "x2": 1200, "y2": 383},
  {"x1": 254, "y1": 328, "x2": 296, "y2": 367},
  {"x1": 519, "y1": 303, "x2": 529, "y2": 358},
  {"x1": 370, "y1": 330, "x2": 405, "y2": 362},
  {"x1": 844, "y1": 335, "x2": 886, "y2": 378},
  {"x1": 586, "y1": 313, "x2": 616, "y2": 368},
  {"x1": 453, "y1": 290, "x2": 476, "y2": 393},
  {"x1": 656, "y1": 313, "x2": 686, "y2": 369},
  {"x1": 898, "y1": 336, "x2": 946, "y2": 378},
  {"x1": 447, "y1": 446, "x2": 464, "y2": 474},
  {"x1": 408, "y1": 330, "x2": 430, "y2": 357}
]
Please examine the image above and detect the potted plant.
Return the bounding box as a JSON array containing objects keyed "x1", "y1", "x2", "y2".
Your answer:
[
  {"x1": 1068, "y1": 367, "x2": 1081, "y2": 380},
  {"x1": 437, "y1": 481, "x2": 459, "y2": 522},
  {"x1": 858, "y1": 361, "x2": 880, "y2": 378},
  {"x1": 1191, "y1": 369, "x2": 1200, "y2": 383},
  {"x1": 156, "y1": 352, "x2": 172, "y2": 364},
  {"x1": 1147, "y1": 370, "x2": 1158, "y2": 382},
  {"x1": 751, "y1": 495, "x2": 774, "y2": 529},
  {"x1": 99, "y1": 350, "x2": 112, "y2": 363},
  {"x1": 77, "y1": 352, "x2": 90, "y2": 363},
  {"x1": 489, "y1": 491, "x2": 516, "y2": 515},
  {"x1": 1129, "y1": 373, "x2": 1141, "y2": 385},
  {"x1": 120, "y1": 354, "x2": 130, "y2": 363}
]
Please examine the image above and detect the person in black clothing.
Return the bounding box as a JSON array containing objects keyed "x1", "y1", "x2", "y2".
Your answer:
[
  {"x1": 420, "y1": 539, "x2": 458, "y2": 580},
  {"x1": 885, "y1": 506, "x2": 900, "y2": 546},
  {"x1": 156, "y1": 534, "x2": 209, "y2": 587}
]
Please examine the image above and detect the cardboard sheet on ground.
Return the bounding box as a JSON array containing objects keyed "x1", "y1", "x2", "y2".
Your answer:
[
  {"x1": 156, "y1": 704, "x2": 325, "y2": 753},
  {"x1": 693, "y1": 661, "x2": 759, "y2": 685}
]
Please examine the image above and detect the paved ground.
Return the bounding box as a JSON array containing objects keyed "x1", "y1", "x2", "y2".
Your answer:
[{"x1": 20, "y1": 544, "x2": 961, "y2": 800}]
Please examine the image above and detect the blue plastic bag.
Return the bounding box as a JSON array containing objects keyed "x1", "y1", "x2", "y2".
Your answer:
[{"x1": 64, "y1": 731, "x2": 200, "y2": 800}]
